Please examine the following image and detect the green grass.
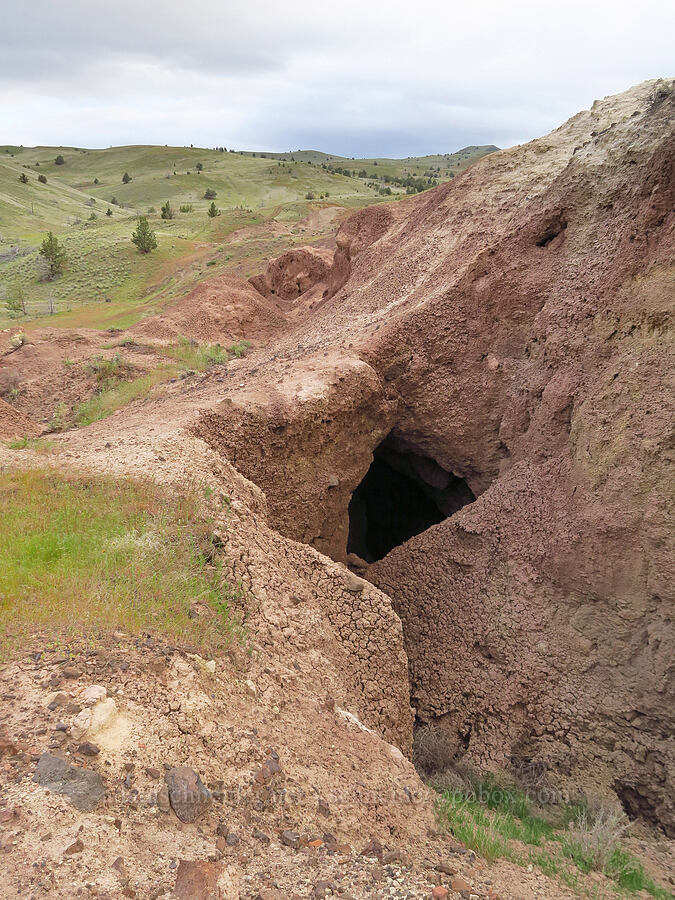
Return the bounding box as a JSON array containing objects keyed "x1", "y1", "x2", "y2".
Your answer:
[
  {"x1": 6, "y1": 436, "x2": 56, "y2": 453},
  {"x1": 436, "y1": 775, "x2": 673, "y2": 899},
  {"x1": 159, "y1": 336, "x2": 250, "y2": 371},
  {"x1": 72, "y1": 365, "x2": 177, "y2": 426},
  {"x1": 45, "y1": 338, "x2": 250, "y2": 430},
  {"x1": 0, "y1": 469, "x2": 241, "y2": 650}
]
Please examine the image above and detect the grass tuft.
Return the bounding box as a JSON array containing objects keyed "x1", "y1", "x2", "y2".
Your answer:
[
  {"x1": 160, "y1": 336, "x2": 250, "y2": 371},
  {"x1": 73, "y1": 365, "x2": 176, "y2": 426}
]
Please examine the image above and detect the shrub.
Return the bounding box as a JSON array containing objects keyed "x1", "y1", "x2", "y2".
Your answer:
[
  {"x1": 203, "y1": 188, "x2": 217, "y2": 199},
  {"x1": 195, "y1": 162, "x2": 203, "y2": 172},
  {"x1": 160, "y1": 200, "x2": 174, "y2": 220},
  {"x1": 560, "y1": 803, "x2": 630, "y2": 872},
  {"x1": 207, "y1": 201, "x2": 220, "y2": 218},
  {"x1": 38, "y1": 232, "x2": 67, "y2": 279},
  {"x1": 94, "y1": 177, "x2": 99, "y2": 184},
  {"x1": 106, "y1": 207, "x2": 113, "y2": 217},
  {"x1": 54, "y1": 155, "x2": 65, "y2": 165},
  {"x1": 122, "y1": 172, "x2": 132, "y2": 184},
  {"x1": 179, "y1": 204, "x2": 193, "y2": 213},
  {"x1": 305, "y1": 191, "x2": 316, "y2": 200},
  {"x1": 131, "y1": 217, "x2": 157, "y2": 253},
  {"x1": 413, "y1": 722, "x2": 454, "y2": 774},
  {"x1": 9, "y1": 333, "x2": 27, "y2": 350},
  {"x1": 5, "y1": 285, "x2": 27, "y2": 317},
  {"x1": 18, "y1": 173, "x2": 28, "y2": 184},
  {"x1": 38, "y1": 174, "x2": 47, "y2": 184}
]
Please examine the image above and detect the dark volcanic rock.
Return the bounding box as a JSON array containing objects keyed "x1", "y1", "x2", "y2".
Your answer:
[{"x1": 33, "y1": 753, "x2": 105, "y2": 811}]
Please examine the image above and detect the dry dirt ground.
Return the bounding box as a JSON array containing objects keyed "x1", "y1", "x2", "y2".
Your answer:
[{"x1": 0, "y1": 80, "x2": 674, "y2": 899}]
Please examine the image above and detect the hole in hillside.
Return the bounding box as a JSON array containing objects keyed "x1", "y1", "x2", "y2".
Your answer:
[
  {"x1": 347, "y1": 435, "x2": 475, "y2": 563},
  {"x1": 536, "y1": 218, "x2": 567, "y2": 247}
]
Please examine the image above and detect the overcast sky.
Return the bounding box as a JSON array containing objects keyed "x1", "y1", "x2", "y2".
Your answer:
[{"x1": 1, "y1": 0, "x2": 673, "y2": 156}]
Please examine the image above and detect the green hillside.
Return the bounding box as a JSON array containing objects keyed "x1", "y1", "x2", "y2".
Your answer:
[{"x1": 0, "y1": 142, "x2": 497, "y2": 330}]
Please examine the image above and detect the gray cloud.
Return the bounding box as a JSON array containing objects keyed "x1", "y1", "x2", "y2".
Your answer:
[{"x1": 1, "y1": 0, "x2": 673, "y2": 154}]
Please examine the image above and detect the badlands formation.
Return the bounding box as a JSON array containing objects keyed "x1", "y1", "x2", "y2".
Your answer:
[{"x1": 0, "y1": 79, "x2": 673, "y2": 898}]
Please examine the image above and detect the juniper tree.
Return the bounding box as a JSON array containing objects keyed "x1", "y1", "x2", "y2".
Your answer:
[
  {"x1": 207, "y1": 201, "x2": 220, "y2": 218},
  {"x1": 38, "y1": 232, "x2": 67, "y2": 279},
  {"x1": 122, "y1": 172, "x2": 132, "y2": 184},
  {"x1": 131, "y1": 217, "x2": 157, "y2": 253}
]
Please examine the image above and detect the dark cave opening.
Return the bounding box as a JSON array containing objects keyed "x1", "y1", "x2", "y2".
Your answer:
[{"x1": 347, "y1": 435, "x2": 475, "y2": 563}]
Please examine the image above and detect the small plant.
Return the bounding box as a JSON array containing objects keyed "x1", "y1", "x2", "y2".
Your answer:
[
  {"x1": 38, "y1": 174, "x2": 47, "y2": 184},
  {"x1": 207, "y1": 201, "x2": 220, "y2": 218},
  {"x1": 195, "y1": 162, "x2": 203, "y2": 172},
  {"x1": 47, "y1": 402, "x2": 70, "y2": 432},
  {"x1": 0, "y1": 367, "x2": 20, "y2": 398},
  {"x1": 203, "y1": 188, "x2": 217, "y2": 199},
  {"x1": 18, "y1": 173, "x2": 28, "y2": 184},
  {"x1": 85, "y1": 353, "x2": 132, "y2": 386},
  {"x1": 106, "y1": 207, "x2": 113, "y2": 216},
  {"x1": 160, "y1": 200, "x2": 174, "y2": 220},
  {"x1": 93, "y1": 177, "x2": 99, "y2": 184},
  {"x1": 88, "y1": 212, "x2": 97, "y2": 221},
  {"x1": 131, "y1": 217, "x2": 158, "y2": 254},
  {"x1": 39, "y1": 232, "x2": 67, "y2": 278},
  {"x1": 305, "y1": 191, "x2": 316, "y2": 200},
  {"x1": 4, "y1": 285, "x2": 27, "y2": 317},
  {"x1": 179, "y1": 204, "x2": 193, "y2": 213},
  {"x1": 54, "y1": 154, "x2": 65, "y2": 165},
  {"x1": 122, "y1": 172, "x2": 132, "y2": 184}
]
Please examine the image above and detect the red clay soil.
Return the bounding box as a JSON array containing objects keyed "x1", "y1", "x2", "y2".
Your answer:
[
  {"x1": 196, "y1": 79, "x2": 675, "y2": 834},
  {"x1": 0, "y1": 396, "x2": 40, "y2": 439},
  {"x1": 249, "y1": 245, "x2": 334, "y2": 306},
  {"x1": 131, "y1": 273, "x2": 287, "y2": 345}
]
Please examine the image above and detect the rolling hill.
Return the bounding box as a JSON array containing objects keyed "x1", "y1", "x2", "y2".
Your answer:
[{"x1": 0, "y1": 142, "x2": 496, "y2": 329}]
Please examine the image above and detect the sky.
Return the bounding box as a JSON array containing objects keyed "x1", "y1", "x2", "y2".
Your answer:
[{"x1": 1, "y1": 0, "x2": 673, "y2": 157}]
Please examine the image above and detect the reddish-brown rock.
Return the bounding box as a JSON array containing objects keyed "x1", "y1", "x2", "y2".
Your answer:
[
  {"x1": 197, "y1": 79, "x2": 675, "y2": 834},
  {"x1": 173, "y1": 860, "x2": 239, "y2": 900}
]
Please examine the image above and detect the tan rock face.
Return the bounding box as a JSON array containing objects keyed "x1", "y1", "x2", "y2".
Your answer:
[{"x1": 197, "y1": 79, "x2": 675, "y2": 833}]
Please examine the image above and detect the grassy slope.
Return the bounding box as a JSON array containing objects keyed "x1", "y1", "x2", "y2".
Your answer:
[
  {"x1": 0, "y1": 469, "x2": 241, "y2": 651},
  {"x1": 0, "y1": 142, "x2": 496, "y2": 330}
]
